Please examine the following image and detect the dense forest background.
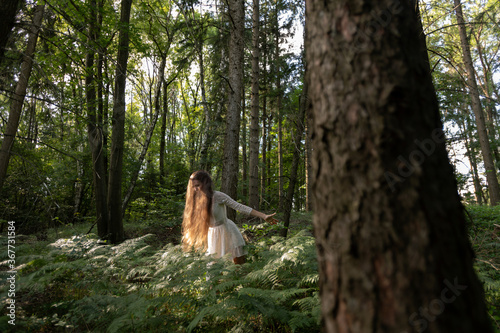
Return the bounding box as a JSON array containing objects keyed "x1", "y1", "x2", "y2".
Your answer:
[
  {"x1": 0, "y1": 0, "x2": 307, "y2": 237},
  {"x1": 0, "y1": 0, "x2": 499, "y2": 234},
  {"x1": 0, "y1": 0, "x2": 500, "y2": 332}
]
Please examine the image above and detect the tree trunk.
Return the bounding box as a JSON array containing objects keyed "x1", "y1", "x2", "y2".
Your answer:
[
  {"x1": 242, "y1": 82, "x2": 248, "y2": 198},
  {"x1": 249, "y1": 0, "x2": 260, "y2": 210},
  {"x1": 160, "y1": 82, "x2": 168, "y2": 185},
  {"x1": 461, "y1": 117, "x2": 483, "y2": 205},
  {"x1": 474, "y1": 29, "x2": 500, "y2": 167},
  {"x1": 281, "y1": 80, "x2": 307, "y2": 238},
  {"x1": 306, "y1": 0, "x2": 493, "y2": 332},
  {"x1": 198, "y1": 38, "x2": 212, "y2": 171},
  {"x1": 122, "y1": 55, "x2": 166, "y2": 216},
  {"x1": 221, "y1": 0, "x2": 244, "y2": 220},
  {"x1": 454, "y1": 0, "x2": 500, "y2": 206},
  {"x1": 86, "y1": 0, "x2": 109, "y2": 238},
  {"x1": 261, "y1": 93, "x2": 267, "y2": 208},
  {"x1": 305, "y1": 98, "x2": 313, "y2": 211},
  {"x1": 275, "y1": 9, "x2": 284, "y2": 213},
  {"x1": 107, "y1": 0, "x2": 133, "y2": 244},
  {"x1": 260, "y1": 46, "x2": 268, "y2": 209},
  {"x1": 0, "y1": 4, "x2": 44, "y2": 190}
]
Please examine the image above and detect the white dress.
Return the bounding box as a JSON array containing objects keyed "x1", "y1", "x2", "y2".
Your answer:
[{"x1": 207, "y1": 191, "x2": 253, "y2": 259}]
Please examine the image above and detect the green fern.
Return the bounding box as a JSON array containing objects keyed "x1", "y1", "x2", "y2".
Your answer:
[{"x1": 1, "y1": 224, "x2": 321, "y2": 333}]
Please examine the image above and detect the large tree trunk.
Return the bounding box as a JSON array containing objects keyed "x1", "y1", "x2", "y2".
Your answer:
[
  {"x1": 221, "y1": 0, "x2": 244, "y2": 219},
  {"x1": 306, "y1": 0, "x2": 493, "y2": 332},
  {"x1": 107, "y1": 0, "x2": 133, "y2": 244},
  {"x1": 0, "y1": 4, "x2": 44, "y2": 190},
  {"x1": 454, "y1": 0, "x2": 500, "y2": 206},
  {"x1": 249, "y1": 0, "x2": 260, "y2": 210}
]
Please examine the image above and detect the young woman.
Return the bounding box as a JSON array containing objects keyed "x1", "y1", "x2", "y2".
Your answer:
[{"x1": 182, "y1": 170, "x2": 276, "y2": 264}]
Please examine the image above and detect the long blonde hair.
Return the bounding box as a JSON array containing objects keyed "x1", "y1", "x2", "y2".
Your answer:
[{"x1": 182, "y1": 170, "x2": 214, "y2": 252}]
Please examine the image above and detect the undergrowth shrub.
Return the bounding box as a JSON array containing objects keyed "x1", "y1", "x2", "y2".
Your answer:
[
  {"x1": 0, "y1": 225, "x2": 320, "y2": 332},
  {"x1": 466, "y1": 205, "x2": 500, "y2": 331}
]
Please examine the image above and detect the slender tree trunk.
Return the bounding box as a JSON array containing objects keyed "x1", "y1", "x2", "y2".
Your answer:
[
  {"x1": 260, "y1": 43, "x2": 268, "y2": 208},
  {"x1": 198, "y1": 40, "x2": 212, "y2": 171},
  {"x1": 222, "y1": 0, "x2": 244, "y2": 220},
  {"x1": 27, "y1": 98, "x2": 37, "y2": 146},
  {"x1": 122, "y1": 56, "x2": 165, "y2": 216},
  {"x1": 281, "y1": 80, "x2": 307, "y2": 238},
  {"x1": 261, "y1": 92, "x2": 267, "y2": 208},
  {"x1": 454, "y1": 0, "x2": 500, "y2": 205},
  {"x1": 305, "y1": 97, "x2": 313, "y2": 211},
  {"x1": 107, "y1": 0, "x2": 133, "y2": 244},
  {"x1": 0, "y1": 4, "x2": 44, "y2": 190},
  {"x1": 275, "y1": 9, "x2": 284, "y2": 212},
  {"x1": 306, "y1": 0, "x2": 493, "y2": 331},
  {"x1": 474, "y1": 30, "x2": 500, "y2": 167},
  {"x1": 249, "y1": 0, "x2": 260, "y2": 210},
  {"x1": 160, "y1": 82, "x2": 168, "y2": 185},
  {"x1": 461, "y1": 117, "x2": 483, "y2": 205},
  {"x1": 242, "y1": 83, "x2": 248, "y2": 198},
  {"x1": 86, "y1": 0, "x2": 109, "y2": 238},
  {"x1": 97, "y1": 0, "x2": 108, "y2": 174}
]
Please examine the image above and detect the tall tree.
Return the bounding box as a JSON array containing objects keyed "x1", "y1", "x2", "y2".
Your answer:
[
  {"x1": 221, "y1": 0, "x2": 244, "y2": 218},
  {"x1": 86, "y1": 0, "x2": 109, "y2": 238},
  {"x1": 454, "y1": 0, "x2": 500, "y2": 206},
  {"x1": 306, "y1": 0, "x2": 493, "y2": 332},
  {"x1": 107, "y1": 0, "x2": 133, "y2": 244},
  {"x1": 275, "y1": 2, "x2": 284, "y2": 212},
  {"x1": 249, "y1": 0, "x2": 260, "y2": 210},
  {"x1": 122, "y1": 56, "x2": 166, "y2": 215},
  {"x1": 0, "y1": 4, "x2": 44, "y2": 190}
]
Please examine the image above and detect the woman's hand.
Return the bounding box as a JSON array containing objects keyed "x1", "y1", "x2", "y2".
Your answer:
[{"x1": 264, "y1": 213, "x2": 278, "y2": 225}]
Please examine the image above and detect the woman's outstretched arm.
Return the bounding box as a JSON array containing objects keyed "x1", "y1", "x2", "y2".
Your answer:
[{"x1": 250, "y1": 210, "x2": 278, "y2": 224}]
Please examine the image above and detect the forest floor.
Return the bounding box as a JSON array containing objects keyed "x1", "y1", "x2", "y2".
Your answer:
[{"x1": 0, "y1": 208, "x2": 499, "y2": 332}]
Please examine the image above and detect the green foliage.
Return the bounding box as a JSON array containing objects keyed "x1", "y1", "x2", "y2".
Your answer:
[
  {"x1": 0, "y1": 223, "x2": 319, "y2": 332},
  {"x1": 466, "y1": 205, "x2": 500, "y2": 331}
]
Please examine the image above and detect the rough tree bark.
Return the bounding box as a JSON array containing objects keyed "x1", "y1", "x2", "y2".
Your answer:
[
  {"x1": 306, "y1": 0, "x2": 493, "y2": 332},
  {"x1": 107, "y1": 0, "x2": 133, "y2": 244},
  {"x1": 221, "y1": 0, "x2": 244, "y2": 219},
  {"x1": 0, "y1": 4, "x2": 44, "y2": 190},
  {"x1": 454, "y1": 0, "x2": 500, "y2": 206}
]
